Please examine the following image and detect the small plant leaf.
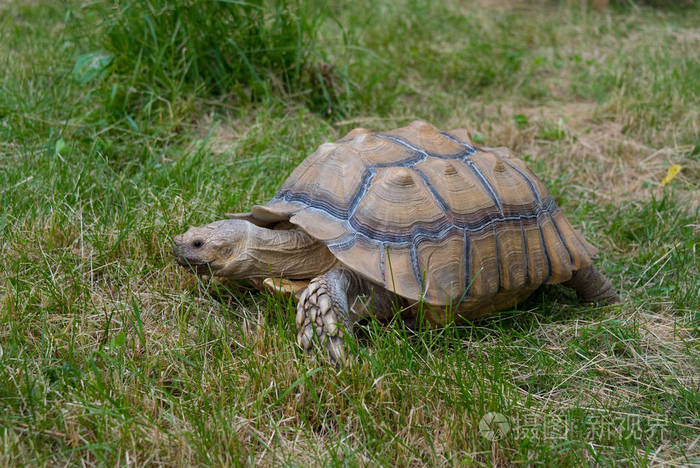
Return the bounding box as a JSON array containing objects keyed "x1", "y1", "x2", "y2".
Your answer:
[
  {"x1": 54, "y1": 138, "x2": 67, "y2": 156},
  {"x1": 111, "y1": 331, "x2": 126, "y2": 348},
  {"x1": 660, "y1": 164, "x2": 682, "y2": 186},
  {"x1": 72, "y1": 51, "x2": 113, "y2": 84},
  {"x1": 513, "y1": 114, "x2": 529, "y2": 128}
]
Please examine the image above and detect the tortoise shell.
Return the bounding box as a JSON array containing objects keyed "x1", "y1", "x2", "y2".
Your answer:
[{"x1": 247, "y1": 120, "x2": 596, "y2": 318}]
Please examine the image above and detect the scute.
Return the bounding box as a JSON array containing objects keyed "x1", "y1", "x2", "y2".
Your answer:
[
  {"x1": 468, "y1": 151, "x2": 542, "y2": 217},
  {"x1": 495, "y1": 222, "x2": 529, "y2": 292},
  {"x1": 262, "y1": 120, "x2": 595, "y2": 317},
  {"x1": 415, "y1": 232, "x2": 466, "y2": 304},
  {"x1": 333, "y1": 235, "x2": 385, "y2": 286},
  {"x1": 350, "y1": 166, "x2": 446, "y2": 242},
  {"x1": 382, "y1": 243, "x2": 422, "y2": 300},
  {"x1": 276, "y1": 144, "x2": 368, "y2": 218},
  {"x1": 354, "y1": 133, "x2": 418, "y2": 167},
  {"x1": 539, "y1": 214, "x2": 575, "y2": 284},
  {"x1": 384, "y1": 120, "x2": 466, "y2": 158},
  {"x1": 412, "y1": 157, "x2": 500, "y2": 227},
  {"x1": 468, "y1": 226, "x2": 501, "y2": 298}
]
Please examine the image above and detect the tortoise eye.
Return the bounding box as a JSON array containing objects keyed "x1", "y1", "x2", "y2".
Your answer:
[{"x1": 193, "y1": 239, "x2": 203, "y2": 248}]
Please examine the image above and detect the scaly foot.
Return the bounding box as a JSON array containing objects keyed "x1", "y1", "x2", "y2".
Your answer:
[{"x1": 296, "y1": 270, "x2": 353, "y2": 365}]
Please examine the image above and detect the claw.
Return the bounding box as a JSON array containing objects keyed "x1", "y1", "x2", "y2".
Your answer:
[
  {"x1": 301, "y1": 325, "x2": 314, "y2": 350},
  {"x1": 327, "y1": 337, "x2": 345, "y2": 365},
  {"x1": 295, "y1": 303, "x2": 305, "y2": 328},
  {"x1": 318, "y1": 295, "x2": 331, "y2": 314},
  {"x1": 296, "y1": 329, "x2": 305, "y2": 349},
  {"x1": 310, "y1": 305, "x2": 320, "y2": 324},
  {"x1": 298, "y1": 288, "x2": 309, "y2": 306}
]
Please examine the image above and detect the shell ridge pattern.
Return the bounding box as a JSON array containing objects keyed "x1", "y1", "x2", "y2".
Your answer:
[
  {"x1": 536, "y1": 216, "x2": 553, "y2": 282},
  {"x1": 409, "y1": 243, "x2": 424, "y2": 298},
  {"x1": 519, "y1": 219, "x2": 531, "y2": 285},
  {"x1": 439, "y1": 131, "x2": 477, "y2": 153},
  {"x1": 499, "y1": 157, "x2": 543, "y2": 207},
  {"x1": 379, "y1": 242, "x2": 387, "y2": 284},
  {"x1": 548, "y1": 211, "x2": 575, "y2": 267},
  {"x1": 412, "y1": 167, "x2": 451, "y2": 215},
  {"x1": 374, "y1": 134, "x2": 476, "y2": 161},
  {"x1": 278, "y1": 192, "x2": 563, "y2": 245},
  {"x1": 538, "y1": 198, "x2": 574, "y2": 268},
  {"x1": 279, "y1": 190, "x2": 348, "y2": 219},
  {"x1": 370, "y1": 135, "x2": 427, "y2": 167},
  {"x1": 465, "y1": 160, "x2": 504, "y2": 216},
  {"x1": 493, "y1": 155, "x2": 574, "y2": 268},
  {"x1": 347, "y1": 168, "x2": 377, "y2": 218},
  {"x1": 276, "y1": 131, "x2": 564, "y2": 245},
  {"x1": 493, "y1": 225, "x2": 502, "y2": 292},
  {"x1": 463, "y1": 229, "x2": 471, "y2": 293},
  {"x1": 328, "y1": 232, "x2": 357, "y2": 251},
  {"x1": 439, "y1": 129, "x2": 505, "y2": 218},
  {"x1": 343, "y1": 221, "x2": 455, "y2": 248},
  {"x1": 270, "y1": 126, "x2": 585, "y2": 303}
]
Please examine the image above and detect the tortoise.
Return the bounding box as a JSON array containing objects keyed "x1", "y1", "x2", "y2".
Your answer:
[{"x1": 173, "y1": 120, "x2": 618, "y2": 363}]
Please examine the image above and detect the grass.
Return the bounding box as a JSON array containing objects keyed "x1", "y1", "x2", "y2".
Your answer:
[
  {"x1": 67, "y1": 0, "x2": 339, "y2": 117},
  {"x1": 1, "y1": 0, "x2": 699, "y2": 465}
]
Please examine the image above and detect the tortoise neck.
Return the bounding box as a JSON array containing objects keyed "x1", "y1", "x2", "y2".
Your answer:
[{"x1": 243, "y1": 224, "x2": 337, "y2": 279}]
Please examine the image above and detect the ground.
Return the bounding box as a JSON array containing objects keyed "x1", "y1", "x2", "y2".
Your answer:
[{"x1": 0, "y1": 0, "x2": 698, "y2": 466}]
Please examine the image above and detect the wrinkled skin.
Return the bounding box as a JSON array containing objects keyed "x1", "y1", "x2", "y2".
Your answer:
[
  {"x1": 173, "y1": 219, "x2": 246, "y2": 275},
  {"x1": 173, "y1": 218, "x2": 337, "y2": 279}
]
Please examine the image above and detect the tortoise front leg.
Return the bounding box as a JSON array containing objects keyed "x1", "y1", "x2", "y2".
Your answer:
[
  {"x1": 297, "y1": 269, "x2": 399, "y2": 364},
  {"x1": 296, "y1": 269, "x2": 356, "y2": 364}
]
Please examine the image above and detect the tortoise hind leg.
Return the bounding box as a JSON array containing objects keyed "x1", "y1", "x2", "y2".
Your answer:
[{"x1": 563, "y1": 266, "x2": 619, "y2": 305}]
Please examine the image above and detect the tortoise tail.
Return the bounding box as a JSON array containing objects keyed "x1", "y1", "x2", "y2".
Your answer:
[{"x1": 563, "y1": 266, "x2": 619, "y2": 305}]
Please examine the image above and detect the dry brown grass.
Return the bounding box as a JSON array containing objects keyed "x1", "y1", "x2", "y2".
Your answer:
[{"x1": 460, "y1": 102, "x2": 698, "y2": 205}]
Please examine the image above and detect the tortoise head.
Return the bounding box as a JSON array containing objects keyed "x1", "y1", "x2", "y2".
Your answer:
[{"x1": 173, "y1": 219, "x2": 252, "y2": 277}]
